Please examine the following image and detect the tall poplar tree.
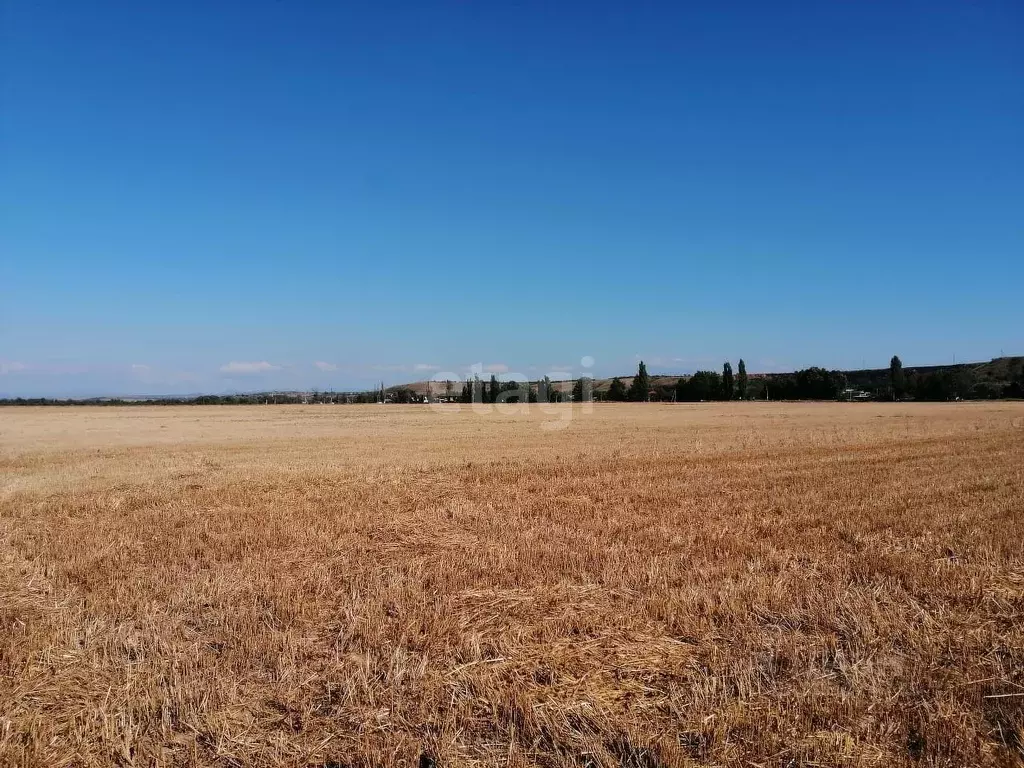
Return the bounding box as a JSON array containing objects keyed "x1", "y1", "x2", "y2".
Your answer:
[{"x1": 628, "y1": 361, "x2": 650, "y2": 401}]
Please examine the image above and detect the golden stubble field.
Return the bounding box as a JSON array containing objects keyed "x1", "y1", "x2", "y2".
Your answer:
[{"x1": 1, "y1": 402, "x2": 1023, "y2": 767}]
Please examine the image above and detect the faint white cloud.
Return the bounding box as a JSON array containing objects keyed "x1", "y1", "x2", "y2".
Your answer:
[
  {"x1": 413, "y1": 363, "x2": 440, "y2": 372},
  {"x1": 371, "y1": 363, "x2": 408, "y2": 372},
  {"x1": 220, "y1": 361, "x2": 280, "y2": 375},
  {"x1": 130, "y1": 363, "x2": 154, "y2": 383},
  {"x1": 0, "y1": 361, "x2": 29, "y2": 375},
  {"x1": 314, "y1": 361, "x2": 338, "y2": 372},
  {"x1": 484, "y1": 363, "x2": 508, "y2": 373},
  {"x1": 126, "y1": 363, "x2": 204, "y2": 387}
]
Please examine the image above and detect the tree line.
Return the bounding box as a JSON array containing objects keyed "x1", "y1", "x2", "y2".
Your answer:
[
  {"x1": 455, "y1": 375, "x2": 572, "y2": 404},
  {"x1": 603, "y1": 359, "x2": 753, "y2": 401},
  {"x1": 598, "y1": 356, "x2": 1023, "y2": 402},
  {"x1": 879, "y1": 355, "x2": 1023, "y2": 401},
  {"x1": 2, "y1": 356, "x2": 1020, "y2": 406},
  {"x1": 592, "y1": 355, "x2": 1024, "y2": 402}
]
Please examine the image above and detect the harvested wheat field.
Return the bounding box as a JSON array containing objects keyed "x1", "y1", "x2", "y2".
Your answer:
[{"x1": 1, "y1": 402, "x2": 1023, "y2": 767}]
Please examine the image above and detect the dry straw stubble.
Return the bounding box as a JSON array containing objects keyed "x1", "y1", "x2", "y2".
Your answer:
[{"x1": 1, "y1": 401, "x2": 1023, "y2": 766}]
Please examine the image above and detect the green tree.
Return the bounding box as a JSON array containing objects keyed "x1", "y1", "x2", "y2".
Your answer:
[
  {"x1": 795, "y1": 367, "x2": 843, "y2": 399},
  {"x1": 916, "y1": 370, "x2": 954, "y2": 401},
  {"x1": 677, "y1": 371, "x2": 722, "y2": 402},
  {"x1": 674, "y1": 376, "x2": 686, "y2": 402},
  {"x1": 540, "y1": 375, "x2": 552, "y2": 402},
  {"x1": 1004, "y1": 365, "x2": 1024, "y2": 398},
  {"x1": 497, "y1": 379, "x2": 526, "y2": 403},
  {"x1": 722, "y1": 362, "x2": 734, "y2": 401},
  {"x1": 608, "y1": 377, "x2": 628, "y2": 402},
  {"x1": 737, "y1": 359, "x2": 748, "y2": 400},
  {"x1": 889, "y1": 355, "x2": 906, "y2": 400},
  {"x1": 489, "y1": 374, "x2": 499, "y2": 404},
  {"x1": 628, "y1": 361, "x2": 650, "y2": 401},
  {"x1": 572, "y1": 377, "x2": 593, "y2": 402}
]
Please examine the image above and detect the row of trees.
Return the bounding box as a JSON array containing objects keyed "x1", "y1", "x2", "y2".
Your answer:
[
  {"x1": 603, "y1": 360, "x2": 754, "y2": 402},
  {"x1": 598, "y1": 355, "x2": 1022, "y2": 402},
  {"x1": 457, "y1": 375, "x2": 573, "y2": 404},
  {"x1": 4, "y1": 356, "x2": 1020, "y2": 407},
  {"x1": 885, "y1": 355, "x2": 1021, "y2": 401}
]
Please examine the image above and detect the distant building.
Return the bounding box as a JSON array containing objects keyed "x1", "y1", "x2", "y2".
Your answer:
[{"x1": 841, "y1": 388, "x2": 872, "y2": 401}]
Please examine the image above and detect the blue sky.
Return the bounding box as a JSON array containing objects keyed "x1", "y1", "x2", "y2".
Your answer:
[{"x1": 2, "y1": 1, "x2": 1022, "y2": 396}]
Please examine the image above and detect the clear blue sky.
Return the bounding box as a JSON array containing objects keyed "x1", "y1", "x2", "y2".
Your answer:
[{"x1": 2, "y1": 1, "x2": 1022, "y2": 396}]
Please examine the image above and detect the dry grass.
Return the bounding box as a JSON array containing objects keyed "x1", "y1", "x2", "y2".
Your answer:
[{"x1": 1, "y1": 402, "x2": 1023, "y2": 767}]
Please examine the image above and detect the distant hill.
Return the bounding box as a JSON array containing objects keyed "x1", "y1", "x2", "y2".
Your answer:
[{"x1": 839, "y1": 356, "x2": 1023, "y2": 391}]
